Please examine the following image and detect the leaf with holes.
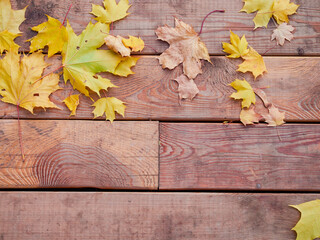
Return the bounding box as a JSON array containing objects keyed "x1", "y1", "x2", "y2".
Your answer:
[{"x1": 0, "y1": 51, "x2": 60, "y2": 113}]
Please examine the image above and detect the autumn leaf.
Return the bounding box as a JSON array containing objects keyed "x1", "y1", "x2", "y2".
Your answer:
[
  {"x1": 0, "y1": 0, "x2": 26, "y2": 53},
  {"x1": 241, "y1": 0, "x2": 274, "y2": 28},
  {"x1": 240, "y1": 107, "x2": 261, "y2": 126},
  {"x1": 237, "y1": 47, "x2": 267, "y2": 79},
  {"x1": 263, "y1": 104, "x2": 285, "y2": 126},
  {"x1": 62, "y1": 21, "x2": 135, "y2": 97},
  {"x1": 122, "y1": 36, "x2": 144, "y2": 52},
  {"x1": 271, "y1": 22, "x2": 294, "y2": 46},
  {"x1": 222, "y1": 31, "x2": 249, "y2": 58},
  {"x1": 92, "y1": 97, "x2": 126, "y2": 122},
  {"x1": 290, "y1": 199, "x2": 320, "y2": 240},
  {"x1": 155, "y1": 18, "x2": 211, "y2": 79},
  {"x1": 174, "y1": 74, "x2": 199, "y2": 100},
  {"x1": 273, "y1": 0, "x2": 299, "y2": 24},
  {"x1": 63, "y1": 94, "x2": 80, "y2": 116},
  {"x1": 105, "y1": 35, "x2": 131, "y2": 57},
  {"x1": 91, "y1": 0, "x2": 130, "y2": 24},
  {"x1": 28, "y1": 15, "x2": 67, "y2": 57},
  {"x1": 230, "y1": 79, "x2": 256, "y2": 109},
  {"x1": 0, "y1": 51, "x2": 60, "y2": 113}
]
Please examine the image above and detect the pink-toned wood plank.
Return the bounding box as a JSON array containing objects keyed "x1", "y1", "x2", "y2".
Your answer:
[
  {"x1": 11, "y1": 0, "x2": 320, "y2": 55},
  {"x1": 1, "y1": 56, "x2": 320, "y2": 121},
  {"x1": 160, "y1": 123, "x2": 320, "y2": 190},
  {"x1": 0, "y1": 120, "x2": 159, "y2": 189},
  {"x1": 0, "y1": 192, "x2": 317, "y2": 240}
]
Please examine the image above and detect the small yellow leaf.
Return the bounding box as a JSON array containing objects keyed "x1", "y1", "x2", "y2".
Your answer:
[
  {"x1": 237, "y1": 47, "x2": 267, "y2": 79},
  {"x1": 273, "y1": 0, "x2": 299, "y2": 24},
  {"x1": 240, "y1": 107, "x2": 261, "y2": 126},
  {"x1": 0, "y1": 30, "x2": 20, "y2": 53},
  {"x1": 0, "y1": 51, "x2": 60, "y2": 113},
  {"x1": 230, "y1": 79, "x2": 256, "y2": 109},
  {"x1": 28, "y1": 15, "x2": 67, "y2": 57},
  {"x1": 92, "y1": 97, "x2": 126, "y2": 122},
  {"x1": 63, "y1": 94, "x2": 80, "y2": 116},
  {"x1": 222, "y1": 31, "x2": 249, "y2": 58},
  {"x1": 290, "y1": 199, "x2": 320, "y2": 240},
  {"x1": 113, "y1": 56, "x2": 139, "y2": 77},
  {"x1": 105, "y1": 35, "x2": 131, "y2": 57},
  {"x1": 122, "y1": 36, "x2": 144, "y2": 52},
  {"x1": 91, "y1": 0, "x2": 131, "y2": 24}
]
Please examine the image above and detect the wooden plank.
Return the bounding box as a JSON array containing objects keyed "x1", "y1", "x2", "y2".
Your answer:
[
  {"x1": 0, "y1": 192, "x2": 317, "y2": 239},
  {"x1": 1, "y1": 56, "x2": 320, "y2": 121},
  {"x1": 0, "y1": 120, "x2": 159, "y2": 189},
  {"x1": 11, "y1": 0, "x2": 320, "y2": 55},
  {"x1": 160, "y1": 123, "x2": 320, "y2": 190}
]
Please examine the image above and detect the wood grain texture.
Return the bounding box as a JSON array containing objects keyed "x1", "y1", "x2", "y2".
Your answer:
[
  {"x1": 0, "y1": 120, "x2": 158, "y2": 189},
  {"x1": 10, "y1": 0, "x2": 320, "y2": 55},
  {"x1": 160, "y1": 123, "x2": 320, "y2": 190},
  {"x1": 0, "y1": 192, "x2": 318, "y2": 240},
  {"x1": 1, "y1": 56, "x2": 320, "y2": 121}
]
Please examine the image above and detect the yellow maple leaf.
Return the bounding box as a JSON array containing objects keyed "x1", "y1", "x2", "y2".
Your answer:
[
  {"x1": 230, "y1": 79, "x2": 256, "y2": 109},
  {"x1": 290, "y1": 199, "x2": 320, "y2": 240},
  {"x1": 273, "y1": 0, "x2": 299, "y2": 24},
  {"x1": 62, "y1": 21, "x2": 135, "y2": 97},
  {"x1": 0, "y1": 0, "x2": 26, "y2": 53},
  {"x1": 0, "y1": 51, "x2": 60, "y2": 113},
  {"x1": 241, "y1": 0, "x2": 274, "y2": 28},
  {"x1": 91, "y1": 0, "x2": 131, "y2": 24},
  {"x1": 222, "y1": 31, "x2": 249, "y2": 58},
  {"x1": 240, "y1": 107, "x2": 261, "y2": 126},
  {"x1": 122, "y1": 36, "x2": 144, "y2": 52},
  {"x1": 63, "y1": 94, "x2": 80, "y2": 116},
  {"x1": 92, "y1": 97, "x2": 126, "y2": 122},
  {"x1": 28, "y1": 15, "x2": 67, "y2": 57},
  {"x1": 237, "y1": 47, "x2": 267, "y2": 79},
  {"x1": 155, "y1": 18, "x2": 211, "y2": 79}
]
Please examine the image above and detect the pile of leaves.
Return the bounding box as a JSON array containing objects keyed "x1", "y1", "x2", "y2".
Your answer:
[{"x1": 0, "y1": 0, "x2": 144, "y2": 122}]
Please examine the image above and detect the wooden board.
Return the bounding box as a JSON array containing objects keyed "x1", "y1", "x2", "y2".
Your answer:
[
  {"x1": 11, "y1": 0, "x2": 320, "y2": 55},
  {"x1": 160, "y1": 123, "x2": 320, "y2": 190},
  {"x1": 0, "y1": 192, "x2": 317, "y2": 239},
  {"x1": 1, "y1": 56, "x2": 320, "y2": 122},
  {"x1": 0, "y1": 120, "x2": 159, "y2": 189}
]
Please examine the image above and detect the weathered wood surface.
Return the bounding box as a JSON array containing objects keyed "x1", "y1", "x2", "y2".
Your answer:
[
  {"x1": 11, "y1": 0, "x2": 320, "y2": 55},
  {"x1": 0, "y1": 120, "x2": 158, "y2": 189},
  {"x1": 1, "y1": 56, "x2": 320, "y2": 121},
  {"x1": 160, "y1": 123, "x2": 320, "y2": 190},
  {"x1": 0, "y1": 192, "x2": 317, "y2": 240}
]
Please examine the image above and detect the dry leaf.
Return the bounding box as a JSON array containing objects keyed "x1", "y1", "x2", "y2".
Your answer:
[
  {"x1": 254, "y1": 88, "x2": 271, "y2": 108},
  {"x1": 62, "y1": 21, "x2": 134, "y2": 97},
  {"x1": 271, "y1": 22, "x2": 294, "y2": 46},
  {"x1": 263, "y1": 104, "x2": 285, "y2": 126},
  {"x1": 91, "y1": 0, "x2": 130, "y2": 24},
  {"x1": 273, "y1": 0, "x2": 299, "y2": 24},
  {"x1": 174, "y1": 74, "x2": 199, "y2": 100},
  {"x1": 155, "y1": 18, "x2": 211, "y2": 79},
  {"x1": 63, "y1": 94, "x2": 80, "y2": 116},
  {"x1": 28, "y1": 15, "x2": 67, "y2": 57},
  {"x1": 240, "y1": 107, "x2": 261, "y2": 126},
  {"x1": 122, "y1": 36, "x2": 144, "y2": 52},
  {"x1": 105, "y1": 35, "x2": 131, "y2": 57},
  {"x1": 0, "y1": 0, "x2": 26, "y2": 53},
  {"x1": 237, "y1": 47, "x2": 267, "y2": 79},
  {"x1": 230, "y1": 79, "x2": 256, "y2": 109},
  {"x1": 92, "y1": 97, "x2": 126, "y2": 122},
  {"x1": 222, "y1": 30, "x2": 249, "y2": 58},
  {"x1": 290, "y1": 199, "x2": 320, "y2": 240},
  {"x1": 0, "y1": 51, "x2": 60, "y2": 113}
]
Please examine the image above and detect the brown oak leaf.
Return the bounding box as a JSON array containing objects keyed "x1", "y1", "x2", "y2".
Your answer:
[
  {"x1": 174, "y1": 74, "x2": 199, "y2": 100},
  {"x1": 271, "y1": 23, "x2": 294, "y2": 46},
  {"x1": 155, "y1": 18, "x2": 211, "y2": 79}
]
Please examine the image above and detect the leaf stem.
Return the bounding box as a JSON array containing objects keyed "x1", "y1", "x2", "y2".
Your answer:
[
  {"x1": 262, "y1": 43, "x2": 277, "y2": 55},
  {"x1": 61, "y1": 4, "x2": 73, "y2": 27},
  {"x1": 198, "y1": 10, "x2": 225, "y2": 36},
  {"x1": 33, "y1": 65, "x2": 64, "y2": 85},
  {"x1": 16, "y1": 104, "x2": 25, "y2": 160}
]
